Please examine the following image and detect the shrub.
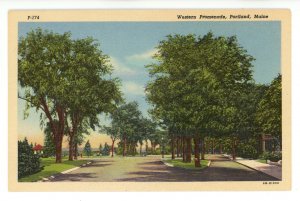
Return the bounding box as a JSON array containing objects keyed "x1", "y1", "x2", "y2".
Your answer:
[
  {"x1": 18, "y1": 138, "x2": 41, "y2": 178},
  {"x1": 101, "y1": 143, "x2": 110, "y2": 156},
  {"x1": 237, "y1": 143, "x2": 259, "y2": 159},
  {"x1": 259, "y1": 151, "x2": 282, "y2": 162}
]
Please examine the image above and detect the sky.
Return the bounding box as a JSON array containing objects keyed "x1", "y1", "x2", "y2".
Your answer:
[{"x1": 18, "y1": 21, "x2": 281, "y2": 147}]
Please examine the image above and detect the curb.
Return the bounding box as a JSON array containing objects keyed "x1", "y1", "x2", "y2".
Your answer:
[
  {"x1": 161, "y1": 160, "x2": 174, "y2": 167},
  {"x1": 41, "y1": 160, "x2": 93, "y2": 182},
  {"x1": 234, "y1": 160, "x2": 281, "y2": 180},
  {"x1": 222, "y1": 154, "x2": 281, "y2": 180}
]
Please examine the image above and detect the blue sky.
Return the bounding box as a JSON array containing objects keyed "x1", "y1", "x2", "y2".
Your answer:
[{"x1": 18, "y1": 21, "x2": 281, "y2": 138}]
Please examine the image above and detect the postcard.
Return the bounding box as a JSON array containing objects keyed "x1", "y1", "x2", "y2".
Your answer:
[{"x1": 8, "y1": 9, "x2": 291, "y2": 191}]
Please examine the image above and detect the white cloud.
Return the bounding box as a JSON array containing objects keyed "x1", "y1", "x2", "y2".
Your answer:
[
  {"x1": 109, "y1": 57, "x2": 137, "y2": 76},
  {"x1": 122, "y1": 81, "x2": 145, "y2": 96},
  {"x1": 126, "y1": 49, "x2": 157, "y2": 62}
]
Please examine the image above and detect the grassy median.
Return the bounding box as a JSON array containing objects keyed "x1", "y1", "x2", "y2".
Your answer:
[
  {"x1": 19, "y1": 158, "x2": 89, "y2": 182},
  {"x1": 164, "y1": 158, "x2": 209, "y2": 170}
]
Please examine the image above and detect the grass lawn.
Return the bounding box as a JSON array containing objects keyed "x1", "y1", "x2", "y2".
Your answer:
[
  {"x1": 165, "y1": 159, "x2": 209, "y2": 170},
  {"x1": 19, "y1": 158, "x2": 89, "y2": 182},
  {"x1": 256, "y1": 159, "x2": 268, "y2": 164}
]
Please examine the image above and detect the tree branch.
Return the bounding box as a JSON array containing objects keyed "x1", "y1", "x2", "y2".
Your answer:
[{"x1": 18, "y1": 95, "x2": 45, "y2": 112}]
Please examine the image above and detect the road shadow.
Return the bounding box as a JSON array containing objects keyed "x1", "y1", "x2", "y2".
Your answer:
[
  {"x1": 50, "y1": 173, "x2": 96, "y2": 182},
  {"x1": 117, "y1": 159, "x2": 278, "y2": 182}
]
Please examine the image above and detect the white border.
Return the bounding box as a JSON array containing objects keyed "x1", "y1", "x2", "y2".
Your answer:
[{"x1": 1, "y1": 0, "x2": 300, "y2": 200}]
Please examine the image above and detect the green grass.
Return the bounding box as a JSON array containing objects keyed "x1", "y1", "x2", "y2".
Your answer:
[
  {"x1": 165, "y1": 159, "x2": 209, "y2": 170},
  {"x1": 19, "y1": 158, "x2": 88, "y2": 182},
  {"x1": 256, "y1": 159, "x2": 268, "y2": 164}
]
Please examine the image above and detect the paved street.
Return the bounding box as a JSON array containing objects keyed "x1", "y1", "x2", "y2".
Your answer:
[{"x1": 50, "y1": 155, "x2": 277, "y2": 182}]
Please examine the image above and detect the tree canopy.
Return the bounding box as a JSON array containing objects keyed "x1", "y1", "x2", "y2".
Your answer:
[{"x1": 18, "y1": 28, "x2": 122, "y2": 162}]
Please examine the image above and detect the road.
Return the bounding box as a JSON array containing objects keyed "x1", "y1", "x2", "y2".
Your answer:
[{"x1": 50, "y1": 155, "x2": 277, "y2": 182}]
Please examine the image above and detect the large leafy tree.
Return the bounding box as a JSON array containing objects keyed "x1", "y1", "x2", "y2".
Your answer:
[
  {"x1": 136, "y1": 117, "x2": 157, "y2": 155},
  {"x1": 64, "y1": 37, "x2": 122, "y2": 161},
  {"x1": 146, "y1": 32, "x2": 255, "y2": 165},
  {"x1": 102, "y1": 123, "x2": 120, "y2": 157},
  {"x1": 110, "y1": 102, "x2": 142, "y2": 156},
  {"x1": 18, "y1": 28, "x2": 122, "y2": 163}
]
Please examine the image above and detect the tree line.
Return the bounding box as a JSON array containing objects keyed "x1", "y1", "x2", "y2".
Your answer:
[
  {"x1": 18, "y1": 28, "x2": 162, "y2": 163},
  {"x1": 18, "y1": 29, "x2": 281, "y2": 166}
]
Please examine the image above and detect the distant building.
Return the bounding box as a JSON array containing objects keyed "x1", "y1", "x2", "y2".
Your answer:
[{"x1": 33, "y1": 144, "x2": 43, "y2": 154}]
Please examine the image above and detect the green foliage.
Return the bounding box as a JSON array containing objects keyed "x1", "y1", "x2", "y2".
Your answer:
[
  {"x1": 43, "y1": 122, "x2": 56, "y2": 157},
  {"x1": 83, "y1": 140, "x2": 92, "y2": 157},
  {"x1": 18, "y1": 28, "x2": 122, "y2": 162},
  {"x1": 18, "y1": 138, "x2": 41, "y2": 178},
  {"x1": 237, "y1": 143, "x2": 259, "y2": 159},
  {"x1": 109, "y1": 102, "x2": 158, "y2": 156},
  {"x1": 146, "y1": 32, "x2": 255, "y2": 140},
  {"x1": 237, "y1": 138, "x2": 260, "y2": 159},
  {"x1": 101, "y1": 143, "x2": 110, "y2": 156},
  {"x1": 18, "y1": 158, "x2": 88, "y2": 182},
  {"x1": 256, "y1": 75, "x2": 282, "y2": 140},
  {"x1": 165, "y1": 159, "x2": 209, "y2": 170},
  {"x1": 259, "y1": 152, "x2": 282, "y2": 162}
]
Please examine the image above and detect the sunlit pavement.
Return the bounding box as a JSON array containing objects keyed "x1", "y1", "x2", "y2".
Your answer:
[{"x1": 49, "y1": 155, "x2": 278, "y2": 182}]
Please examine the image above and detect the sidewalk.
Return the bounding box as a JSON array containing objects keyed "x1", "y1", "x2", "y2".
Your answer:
[{"x1": 223, "y1": 154, "x2": 282, "y2": 180}]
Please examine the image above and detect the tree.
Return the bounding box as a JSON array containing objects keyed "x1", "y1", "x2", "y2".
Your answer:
[
  {"x1": 18, "y1": 138, "x2": 41, "y2": 178},
  {"x1": 146, "y1": 32, "x2": 255, "y2": 165},
  {"x1": 256, "y1": 74, "x2": 282, "y2": 148},
  {"x1": 101, "y1": 142, "x2": 110, "y2": 156},
  {"x1": 83, "y1": 140, "x2": 92, "y2": 157},
  {"x1": 18, "y1": 28, "x2": 122, "y2": 163},
  {"x1": 43, "y1": 122, "x2": 56, "y2": 157},
  {"x1": 102, "y1": 124, "x2": 120, "y2": 157},
  {"x1": 99, "y1": 143, "x2": 103, "y2": 156},
  {"x1": 110, "y1": 102, "x2": 142, "y2": 156},
  {"x1": 136, "y1": 118, "x2": 157, "y2": 155},
  {"x1": 18, "y1": 29, "x2": 72, "y2": 163}
]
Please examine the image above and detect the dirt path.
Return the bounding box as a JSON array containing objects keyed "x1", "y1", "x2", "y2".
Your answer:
[{"x1": 50, "y1": 155, "x2": 277, "y2": 182}]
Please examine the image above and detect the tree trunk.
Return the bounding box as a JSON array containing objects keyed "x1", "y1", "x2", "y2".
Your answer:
[
  {"x1": 194, "y1": 136, "x2": 201, "y2": 167},
  {"x1": 152, "y1": 143, "x2": 156, "y2": 154},
  {"x1": 123, "y1": 135, "x2": 126, "y2": 156},
  {"x1": 176, "y1": 137, "x2": 180, "y2": 157},
  {"x1": 220, "y1": 143, "x2": 223, "y2": 154},
  {"x1": 212, "y1": 139, "x2": 215, "y2": 154},
  {"x1": 186, "y1": 137, "x2": 192, "y2": 163},
  {"x1": 74, "y1": 142, "x2": 78, "y2": 160},
  {"x1": 40, "y1": 98, "x2": 65, "y2": 163},
  {"x1": 132, "y1": 143, "x2": 136, "y2": 156},
  {"x1": 182, "y1": 136, "x2": 186, "y2": 162},
  {"x1": 111, "y1": 139, "x2": 115, "y2": 157},
  {"x1": 171, "y1": 136, "x2": 175, "y2": 159},
  {"x1": 140, "y1": 143, "x2": 142, "y2": 156},
  {"x1": 232, "y1": 139, "x2": 236, "y2": 160},
  {"x1": 201, "y1": 137, "x2": 205, "y2": 160},
  {"x1": 68, "y1": 134, "x2": 74, "y2": 161},
  {"x1": 151, "y1": 142, "x2": 154, "y2": 154},
  {"x1": 55, "y1": 135, "x2": 63, "y2": 163},
  {"x1": 145, "y1": 140, "x2": 148, "y2": 155}
]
